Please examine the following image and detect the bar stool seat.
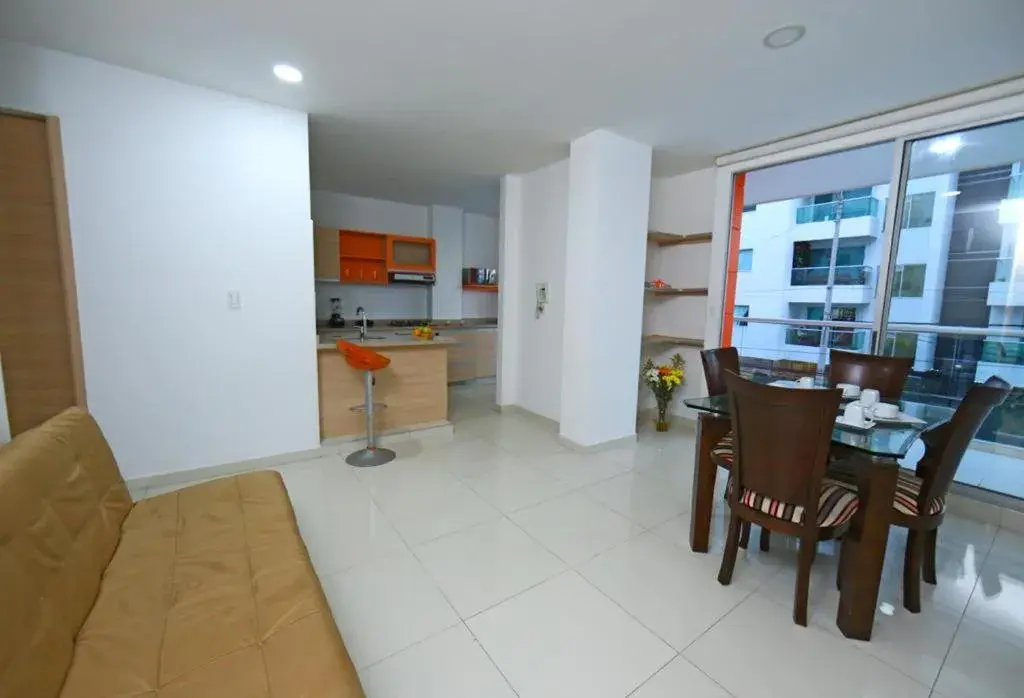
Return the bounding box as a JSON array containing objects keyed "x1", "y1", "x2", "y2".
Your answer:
[{"x1": 336, "y1": 340, "x2": 396, "y2": 467}]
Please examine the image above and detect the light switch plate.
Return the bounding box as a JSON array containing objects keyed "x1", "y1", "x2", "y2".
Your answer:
[{"x1": 228, "y1": 291, "x2": 242, "y2": 310}]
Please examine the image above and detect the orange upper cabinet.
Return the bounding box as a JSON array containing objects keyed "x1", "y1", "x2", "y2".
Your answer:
[
  {"x1": 386, "y1": 235, "x2": 436, "y2": 272},
  {"x1": 339, "y1": 230, "x2": 387, "y2": 260}
]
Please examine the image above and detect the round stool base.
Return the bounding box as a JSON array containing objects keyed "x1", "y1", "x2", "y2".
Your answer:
[{"x1": 345, "y1": 447, "x2": 397, "y2": 468}]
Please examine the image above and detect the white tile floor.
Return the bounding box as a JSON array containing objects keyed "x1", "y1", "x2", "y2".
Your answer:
[{"x1": 139, "y1": 381, "x2": 1024, "y2": 698}]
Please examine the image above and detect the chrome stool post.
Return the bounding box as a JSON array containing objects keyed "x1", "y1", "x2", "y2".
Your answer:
[{"x1": 345, "y1": 369, "x2": 396, "y2": 467}]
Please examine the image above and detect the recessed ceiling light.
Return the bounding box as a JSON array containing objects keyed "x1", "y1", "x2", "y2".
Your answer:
[
  {"x1": 273, "y1": 64, "x2": 303, "y2": 84},
  {"x1": 929, "y1": 135, "x2": 963, "y2": 157},
  {"x1": 763, "y1": 25, "x2": 806, "y2": 49}
]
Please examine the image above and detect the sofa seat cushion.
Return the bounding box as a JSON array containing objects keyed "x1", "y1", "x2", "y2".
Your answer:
[{"x1": 58, "y1": 471, "x2": 364, "y2": 698}]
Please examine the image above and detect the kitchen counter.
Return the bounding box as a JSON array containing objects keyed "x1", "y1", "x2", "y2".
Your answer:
[
  {"x1": 317, "y1": 331, "x2": 453, "y2": 440},
  {"x1": 317, "y1": 333, "x2": 457, "y2": 351}
]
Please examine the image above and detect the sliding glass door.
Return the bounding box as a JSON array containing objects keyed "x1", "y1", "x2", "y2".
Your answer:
[
  {"x1": 879, "y1": 119, "x2": 1024, "y2": 497},
  {"x1": 725, "y1": 117, "x2": 1024, "y2": 499}
]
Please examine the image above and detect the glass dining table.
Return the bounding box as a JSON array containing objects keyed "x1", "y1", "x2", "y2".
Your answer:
[{"x1": 683, "y1": 388, "x2": 951, "y2": 641}]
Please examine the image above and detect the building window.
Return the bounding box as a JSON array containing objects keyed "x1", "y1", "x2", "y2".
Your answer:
[
  {"x1": 737, "y1": 249, "x2": 753, "y2": 271},
  {"x1": 902, "y1": 192, "x2": 935, "y2": 228},
  {"x1": 734, "y1": 305, "x2": 749, "y2": 327},
  {"x1": 884, "y1": 332, "x2": 919, "y2": 358},
  {"x1": 892, "y1": 264, "x2": 926, "y2": 297}
]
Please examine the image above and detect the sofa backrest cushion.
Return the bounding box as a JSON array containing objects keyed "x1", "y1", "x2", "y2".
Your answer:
[{"x1": 0, "y1": 407, "x2": 132, "y2": 698}]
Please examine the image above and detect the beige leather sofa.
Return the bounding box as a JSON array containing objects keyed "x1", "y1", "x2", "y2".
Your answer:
[{"x1": 0, "y1": 408, "x2": 365, "y2": 698}]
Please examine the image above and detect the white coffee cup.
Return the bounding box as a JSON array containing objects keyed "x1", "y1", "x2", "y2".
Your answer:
[
  {"x1": 837, "y1": 382, "x2": 861, "y2": 398},
  {"x1": 797, "y1": 376, "x2": 815, "y2": 388},
  {"x1": 873, "y1": 403, "x2": 899, "y2": 419},
  {"x1": 860, "y1": 388, "x2": 880, "y2": 407},
  {"x1": 843, "y1": 403, "x2": 873, "y2": 427}
]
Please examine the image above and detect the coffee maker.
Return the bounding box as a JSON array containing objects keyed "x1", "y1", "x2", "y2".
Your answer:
[{"x1": 328, "y1": 297, "x2": 345, "y2": 327}]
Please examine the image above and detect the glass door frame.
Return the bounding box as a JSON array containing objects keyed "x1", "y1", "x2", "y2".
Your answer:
[{"x1": 868, "y1": 113, "x2": 1024, "y2": 353}]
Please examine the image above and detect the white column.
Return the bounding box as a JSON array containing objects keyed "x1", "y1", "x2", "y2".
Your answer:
[
  {"x1": 497, "y1": 174, "x2": 524, "y2": 407},
  {"x1": 559, "y1": 131, "x2": 652, "y2": 446},
  {"x1": 430, "y1": 205, "x2": 464, "y2": 319}
]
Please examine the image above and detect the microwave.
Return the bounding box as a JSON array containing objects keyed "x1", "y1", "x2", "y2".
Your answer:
[{"x1": 462, "y1": 268, "x2": 498, "y2": 285}]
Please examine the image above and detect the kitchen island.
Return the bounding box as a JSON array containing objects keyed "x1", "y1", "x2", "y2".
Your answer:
[{"x1": 317, "y1": 332, "x2": 457, "y2": 440}]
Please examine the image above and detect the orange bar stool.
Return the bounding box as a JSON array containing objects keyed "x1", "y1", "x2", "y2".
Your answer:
[{"x1": 336, "y1": 340, "x2": 396, "y2": 467}]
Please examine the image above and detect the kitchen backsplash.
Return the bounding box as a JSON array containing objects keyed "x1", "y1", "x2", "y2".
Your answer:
[
  {"x1": 315, "y1": 280, "x2": 429, "y2": 321},
  {"x1": 315, "y1": 280, "x2": 498, "y2": 321}
]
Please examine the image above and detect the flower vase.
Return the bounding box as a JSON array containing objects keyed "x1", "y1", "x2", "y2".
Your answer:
[{"x1": 655, "y1": 404, "x2": 670, "y2": 432}]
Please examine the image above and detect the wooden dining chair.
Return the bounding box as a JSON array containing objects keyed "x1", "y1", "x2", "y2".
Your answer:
[
  {"x1": 718, "y1": 372, "x2": 858, "y2": 626},
  {"x1": 700, "y1": 347, "x2": 754, "y2": 546},
  {"x1": 827, "y1": 349, "x2": 913, "y2": 400},
  {"x1": 890, "y1": 376, "x2": 1011, "y2": 612}
]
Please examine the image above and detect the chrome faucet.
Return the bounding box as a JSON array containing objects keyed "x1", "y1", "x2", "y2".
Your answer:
[{"x1": 356, "y1": 306, "x2": 368, "y2": 341}]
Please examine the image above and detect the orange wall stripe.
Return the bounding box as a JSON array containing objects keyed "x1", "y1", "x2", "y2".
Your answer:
[{"x1": 719, "y1": 173, "x2": 745, "y2": 347}]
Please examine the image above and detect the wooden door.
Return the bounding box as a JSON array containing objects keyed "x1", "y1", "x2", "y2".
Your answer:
[{"x1": 0, "y1": 112, "x2": 84, "y2": 436}]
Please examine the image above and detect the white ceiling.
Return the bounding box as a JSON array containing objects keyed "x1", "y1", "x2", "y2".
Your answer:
[{"x1": 2, "y1": 0, "x2": 1023, "y2": 215}]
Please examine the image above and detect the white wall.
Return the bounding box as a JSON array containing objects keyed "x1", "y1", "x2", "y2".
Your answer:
[
  {"x1": 0, "y1": 41, "x2": 318, "y2": 478},
  {"x1": 508, "y1": 159, "x2": 570, "y2": 422},
  {"x1": 311, "y1": 190, "x2": 431, "y2": 320},
  {"x1": 646, "y1": 168, "x2": 718, "y2": 416},
  {"x1": 462, "y1": 212, "x2": 499, "y2": 318},
  {"x1": 560, "y1": 131, "x2": 651, "y2": 445},
  {"x1": 431, "y1": 205, "x2": 464, "y2": 320}
]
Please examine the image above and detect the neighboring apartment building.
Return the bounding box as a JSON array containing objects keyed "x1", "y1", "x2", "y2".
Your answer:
[{"x1": 733, "y1": 163, "x2": 1023, "y2": 390}]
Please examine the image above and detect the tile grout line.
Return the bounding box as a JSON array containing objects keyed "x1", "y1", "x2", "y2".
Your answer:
[
  {"x1": 927, "y1": 528, "x2": 995, "y2": 694},
  {"x1": 363, "y1": 454, "x2": 528, "y2": 695}
]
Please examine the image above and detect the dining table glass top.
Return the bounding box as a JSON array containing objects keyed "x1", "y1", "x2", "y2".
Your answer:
[{"x1": 683, "y1": 387, "x2": 954, "y2": 459}]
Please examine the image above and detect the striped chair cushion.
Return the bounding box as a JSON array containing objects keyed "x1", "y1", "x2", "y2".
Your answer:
[
  {"x1": 736, "y1": 478, "x2": 859, "y2": 528},
  {"x1": 830, "y1": 469, "x2": 945, "y2": 518},
  {"x1": 711, "y1": 432, "x2": 734, "y2": 465},
  {"x1": 893, "y1": 470, "x2": 945, "y2": 516}
]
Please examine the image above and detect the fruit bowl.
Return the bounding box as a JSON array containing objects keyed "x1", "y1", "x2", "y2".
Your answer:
[{"x1": 412, "y1": 325, "x2": 435, "y2": 340}]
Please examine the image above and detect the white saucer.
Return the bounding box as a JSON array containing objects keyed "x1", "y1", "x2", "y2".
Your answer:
[
  {"x1": 870, "y1": 412, "x2": 926, "y2": 426},
  {"x1": 835, "y1": 416, "x2": 875, "y2": 431}
]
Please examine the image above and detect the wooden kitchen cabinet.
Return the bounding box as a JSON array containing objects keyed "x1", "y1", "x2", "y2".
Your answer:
[
  {"x1": 314, "y1": 226, "x2": 341, "y2": 279},
  {"x1": 340, "y1": 230, "x2": 387, "y2": 260},
  {"x1": 446, "y1": 328, "x2": 497, "y2": 383},
  {"x1": 360, "y1": 260, "x2": 387, "y2": 285},
  {"x1": 340, "y1": 259, "x2": 358, "y2": 282}
]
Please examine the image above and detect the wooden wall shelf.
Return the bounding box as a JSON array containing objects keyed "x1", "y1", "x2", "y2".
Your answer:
[
  {"x1": 644, "y1": 287, "x2": 709, "y2": 297},
  {"x1": 642, "y1": 334, "x2": 704, "y2": 348},
  {"x1": 647, "y1": 231, "x2": 713, "y2": 246},
  {"x1": 463, "y1": 284, "x2": 499, "y2": 292}
]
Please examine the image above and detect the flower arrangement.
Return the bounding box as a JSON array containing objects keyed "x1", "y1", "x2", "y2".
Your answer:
[{"x1": 641, "y1": 353, "x2": 685, "y2": 431}]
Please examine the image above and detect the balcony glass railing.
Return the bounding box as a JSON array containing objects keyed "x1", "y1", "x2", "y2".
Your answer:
[
  {"x1": 981, "y1": 339, "x2": 1024, "y2": 365},
  {"x1": 1010, "y1": 174, "x2": 1022, "y2": 200},
  {"x1": 995, "y1": 258, "x2": 1015, "y2": 282},
  {"x1": 790, "y1": 264, "x2": 871, "y2": 286},
  {"x1": 795, "y1": 196, "x2": 879, "y2": 224},
  {"x1": 784, "y1": 326, "x2": 869, "y2": 351}
]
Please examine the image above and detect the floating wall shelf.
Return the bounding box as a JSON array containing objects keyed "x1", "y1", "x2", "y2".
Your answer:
[
  {"x1": 644, "y1": 287, "x2": 709, "y2": 297},
  {"x1": 647, "y1": 231, "x2": 713, "y2": 246},
  {"x1": 463, "y1": 284, "x2": 499, "y2": 292},
  {"x1": 642, "y1": 334, "x2": 704, "y2": 348}
]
